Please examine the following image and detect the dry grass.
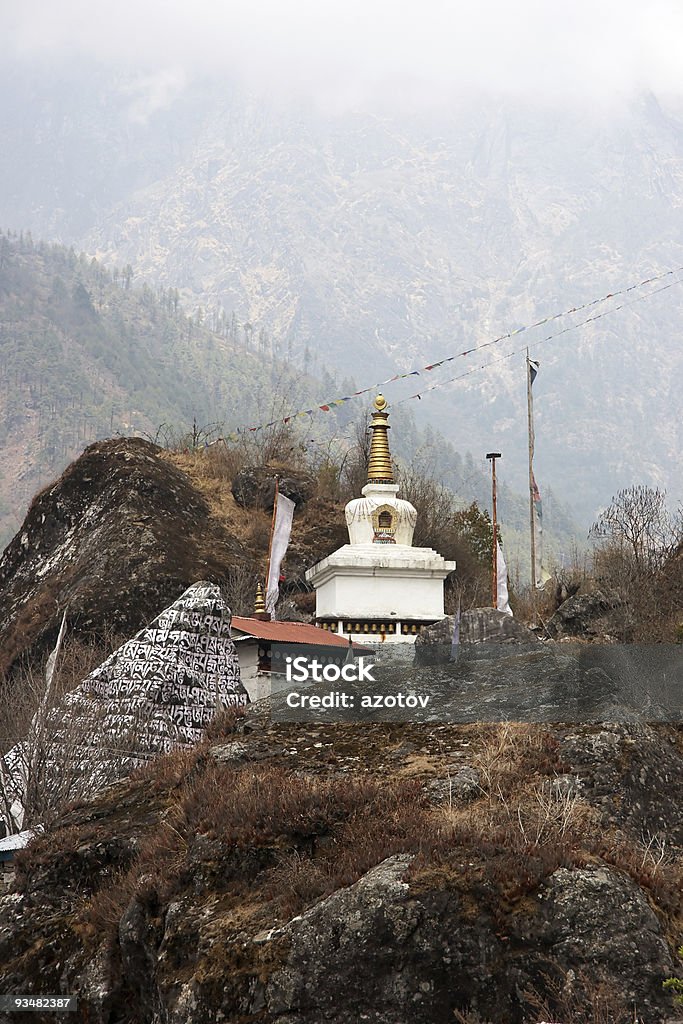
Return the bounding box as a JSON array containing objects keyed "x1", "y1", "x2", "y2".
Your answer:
[
  {"x1": 178, "y1": 765, "x2": 402, "y2": 846},
  {"x1": 84, "y1": 811, "x2": 189, "y2": 937},
  {"x1": 129, "y1": 743, "x2": 206, "y2": 794},
  {"x1": 203, "y1": 705, "x2": 247, "y2": 741},
  {"x1": 469, "y1": 723, "x2": 566, "y2": 795},
  {"x1": 29, "y1": 722, "x2": 678, "y2": 989},
  {"x1": 521, "y1": 967, "x2": 643, "y2": 1024},
  {"x1": 596, "y1": 835, "x2": 683, "y2": 917},
  {"x1": 455, "y1": 969, "x2": 641, "y2": 1022}
]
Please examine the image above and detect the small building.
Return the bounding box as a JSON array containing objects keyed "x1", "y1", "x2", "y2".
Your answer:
[
  {"x1": 0, "y1": 830, "x2": 35, "y2": 888},
  {"x1": 306, "y1": 395, "x2": 455, "y2": 642},
  {"x1": 231, "y1": 615, "x2": 372, "y2": 700}
]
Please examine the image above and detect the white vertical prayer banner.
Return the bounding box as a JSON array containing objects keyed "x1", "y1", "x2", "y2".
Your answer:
[
  {"x1": 266, "y1": 494, "x2": 295, "y2": 617},
  {"x1": 496, "y1": 541, "x2": 513, "y2": 617},
  {"x1": 45, "y1": 609, "x2": 67, "y2": 694}
]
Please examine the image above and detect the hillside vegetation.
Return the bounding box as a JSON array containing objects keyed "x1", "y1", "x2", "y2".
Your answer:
[
  {"x1": 0, "y1": 231, "x2": 306, "y2": 545},
  {"x1": 0, "y1": 230, "x2": 581, "y2": 570}
]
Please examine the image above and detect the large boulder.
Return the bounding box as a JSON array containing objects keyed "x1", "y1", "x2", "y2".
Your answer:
[
  {"x1": 231, "y1": 466, "x2": 315, "y2": 511},
  {"x1": 264, "y1": 856, "x2": 675, "y2": 1024},
  {"x1": 519, "y1": 865, "x2": 676, "y2": 1020},
  {"x1": 0, "y1": 438, "x2": 248, "y2": 674},
  {"x1": 546, "y1": 590, "x2": 622, "y2": 640},
  {"x1": 415, "y1": 608, "x2": 540, "y2": 665}
]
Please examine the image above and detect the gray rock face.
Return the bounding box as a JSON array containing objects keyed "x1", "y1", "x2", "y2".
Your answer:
[
  {"x1": 546, "y1": 590, "x2": 622, "y2": 639},
  {"x1": 263, "y1": 857, "x2": 677, "y2": 1024},
  {"x1": 0, "y1": 437, "x2": 248, "y2": 675},
  {"x1": 231, "y1": 466, "x2": 314, "y2": 511},
  {"x1": 561, "y1": 724, "x2": 683, "y2": 844},
  {"x1": 264, "y1": 855, "x2": 473, "y2": 1024},
  {"x1": 405, "y1": 610, "x2": 681, "y2": 722},
  {"x1": 525, "y1": 866, "x2": 675, "y2": 1018},
  {"x1": 415, "y1": 608, "x2": 540, "y2": 666}
]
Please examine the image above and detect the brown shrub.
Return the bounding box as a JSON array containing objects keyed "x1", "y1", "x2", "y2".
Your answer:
[
  {"x1": 130, "y1": 744, "x2": 206, "y2": 794},
  {"x1": 203, "y1": 705, "x2": 247, "y2": 741},
  {"x1": 178, "y1": 765, "x2": 395, "y2": 845},
  {"x1": 83, "y1": 816, "x2": 188, "y2": 939},
  {"x1": 201, "y1": 442, "x2": 248, "y2": 483},
  {"x1": 521, "y1": 966, "x2": 639, "y2": 1024},
  {"x1": 470, "y1": 722, "x2": 564, "y2": 799},
  {"x1": 264, "y1": 776, "x2": 430, "y2": 915},
  {"x1": 594, "y1": 836, "x2": 683, "y2": 916}
]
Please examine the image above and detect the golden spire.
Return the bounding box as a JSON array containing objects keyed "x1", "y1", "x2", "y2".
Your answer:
[
  {"x1": 367, "y1": 394, "x2": 394, "y2": 484},
  {"x1": 254, "y1": 582, "x2": 266, "y2": 617}
]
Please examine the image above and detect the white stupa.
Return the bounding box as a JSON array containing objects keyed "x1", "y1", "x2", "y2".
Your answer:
[{"x1": 306, "y1": 395, "x2": 455, "y2": 643}]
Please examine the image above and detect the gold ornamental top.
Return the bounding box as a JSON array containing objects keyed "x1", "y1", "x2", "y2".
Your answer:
[
  {"x1": 254, "y1": 582, "x2": 266, "y2": 616},
  {"x1": 367, "y1": 394, "x2": 394, "y2": 484}
]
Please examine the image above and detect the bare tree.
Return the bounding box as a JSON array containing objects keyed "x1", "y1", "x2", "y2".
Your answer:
[
  {"x1": 221, "y1": 563, "x2": 260, "y2": 616},
  {"x1": 589, "y1": 486, "x2": 682, "y2": 640},
  {"x1": 589, "y1": 485, "x2": 674, "y2": 572}
]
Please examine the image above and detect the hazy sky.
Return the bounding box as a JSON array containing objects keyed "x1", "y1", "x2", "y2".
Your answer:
[{"x1": 5, "y1": 0, "x2": 683, "y2": 114}]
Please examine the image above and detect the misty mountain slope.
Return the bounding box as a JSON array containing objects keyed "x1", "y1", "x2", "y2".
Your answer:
[
  {"x1": 0, "y1": 233, "x2": 310, "y2": 545},
  {"x1": 1, "y1": 70, "x2": 682, "y2": 520},
  {"x1": 82, "y1": 96, "x2": 683, "y2": 520}
]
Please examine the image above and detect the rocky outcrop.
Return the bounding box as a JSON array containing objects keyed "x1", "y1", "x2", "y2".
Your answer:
[
  {"x1": 231, "y1": 466, "x2": 315, "y2": 511},
  {"x1": 516, "y1": 865, "x2": 676, "y2": 1019},
  {"x1": 408, "y1": 609, "x2": 683, "y2": 723},
  {"x1": 0, "y1": 718, "x2": 681, "y2": 1024},
  {"x1": 0, "y1": 438, "x2": 248, "y2": 674},
  {"x1": 263, "y1": 857, "x2": 675, "y2": 1024},
  {"x1": 414, "y1": 608, "x2": 541, "y2": 665},
  {"x1": 561, "y1": 724, "x2": 683, "y2": 844},
  {"x1": 546, "y1": 589, "x2": 623, "y2": 640}
]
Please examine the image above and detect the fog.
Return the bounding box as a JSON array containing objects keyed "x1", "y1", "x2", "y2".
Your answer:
[{"x1": 5, "y1": 0, "x2": 683, "y2": 113}]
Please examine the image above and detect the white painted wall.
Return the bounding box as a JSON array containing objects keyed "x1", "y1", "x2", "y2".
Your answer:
[
  {"x1": 233, "y1": 642, "x2": 271, "y2": 702},
  {"x1": 309, "y1": 545, "x2": 455, "y2": 621}
]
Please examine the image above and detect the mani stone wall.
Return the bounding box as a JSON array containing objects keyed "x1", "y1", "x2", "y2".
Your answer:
[{"x1": 47, "y1": 581, "x2": 249, "y2": 789}]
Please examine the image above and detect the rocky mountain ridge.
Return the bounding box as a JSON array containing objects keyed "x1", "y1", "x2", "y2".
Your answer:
[{"x1": 2, "y1": 70, "x2": 681, "y2": 520}]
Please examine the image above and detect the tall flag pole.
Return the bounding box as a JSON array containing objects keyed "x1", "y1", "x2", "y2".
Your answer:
[
  {"x1": 265, "y1": 476, "x2": 279, "y2": 619},
  {"x1": 526, "y1": 350, "x2": 538, "y2": 620},
  {"x1": 486, "y1": 452, "x2": 502, "y2": 609},
  {"x1": 526, "y1": 352, "x2": 550, "y2": 607}
]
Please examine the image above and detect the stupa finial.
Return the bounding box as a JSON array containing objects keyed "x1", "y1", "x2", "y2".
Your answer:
[
  {"x1": 367, "y1": 394, "x2": 394, "y2": 484},
  {"x1": 253, "y1": 582, "x2": 267, "y2": 617}
]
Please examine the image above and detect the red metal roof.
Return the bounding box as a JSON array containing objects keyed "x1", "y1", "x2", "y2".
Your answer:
[{"x1": 231, "y1": 616, "x2": 371, "y2": 650}]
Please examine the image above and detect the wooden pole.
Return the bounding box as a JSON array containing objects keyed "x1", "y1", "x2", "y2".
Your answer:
[
  {"x1": 265, "y1": 476, "x2": 279, "y2": 620},
  {"x1": 527, "y1": 350, "x2": 537, "y2": 623},
  {"x1": 486, "y1": 453, "x2": 501, "y2": 609}
]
